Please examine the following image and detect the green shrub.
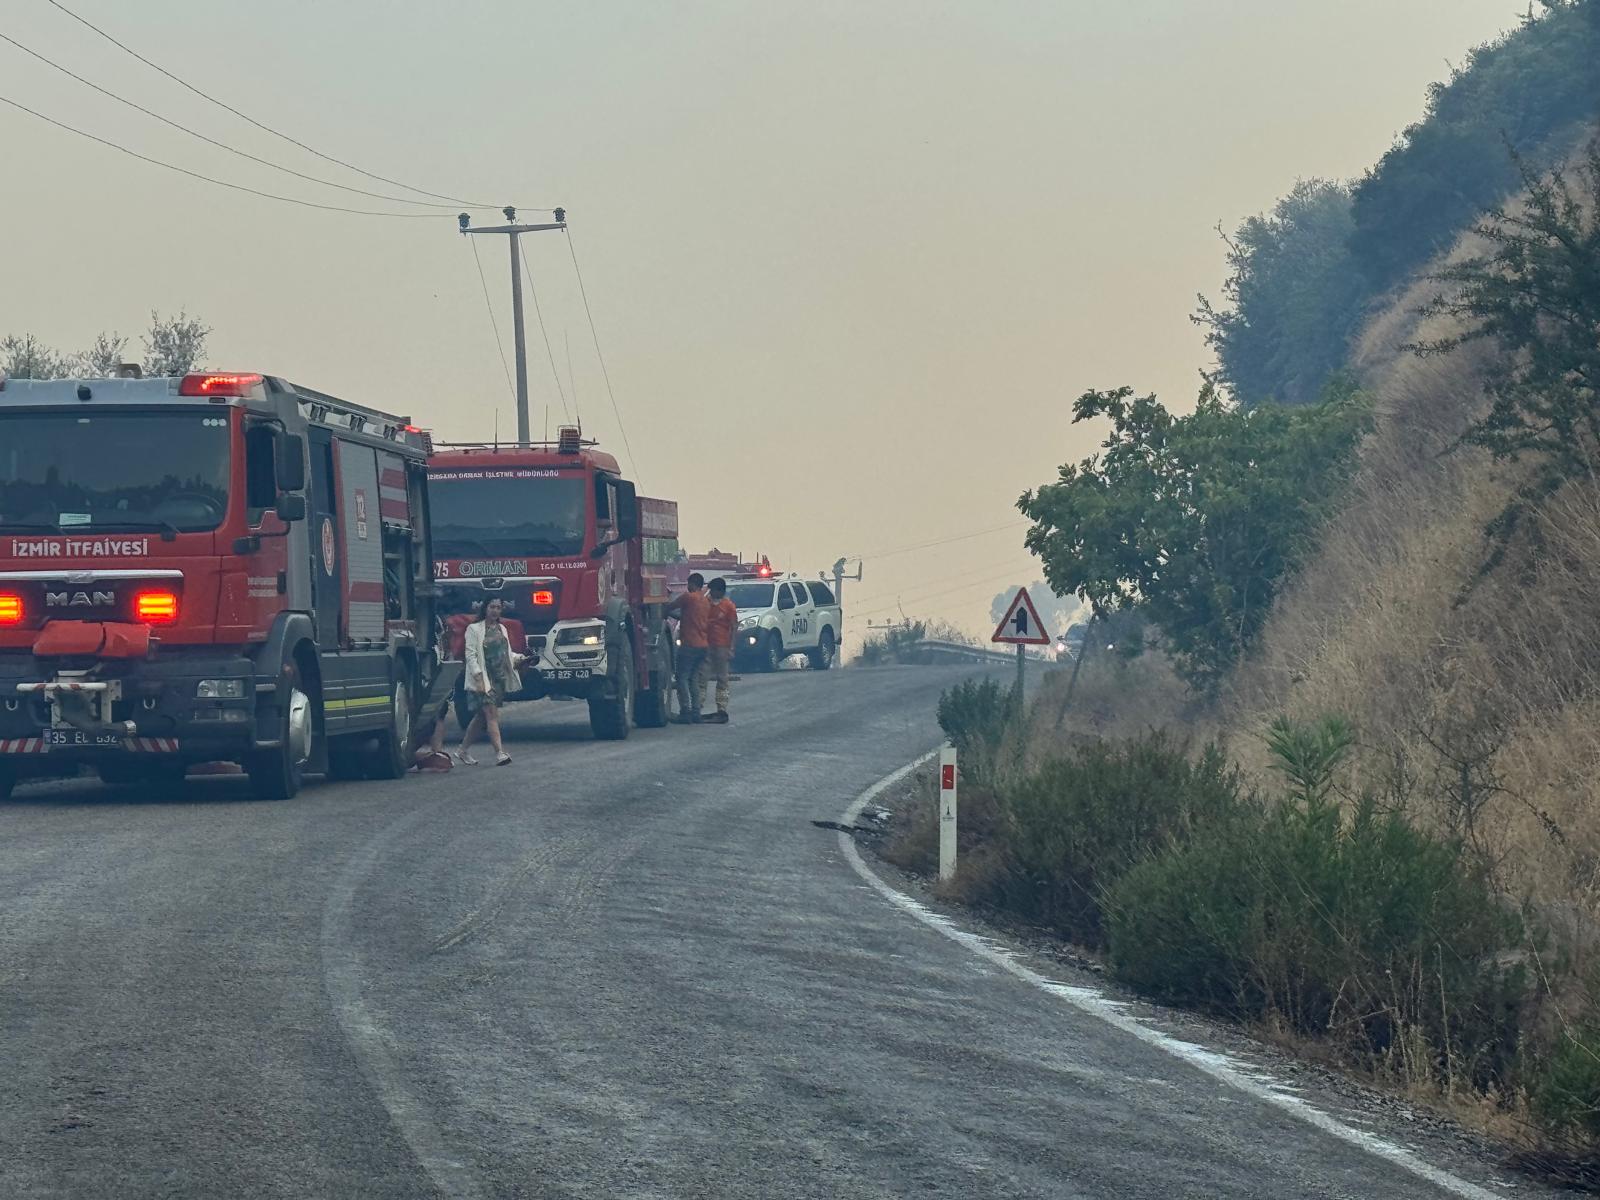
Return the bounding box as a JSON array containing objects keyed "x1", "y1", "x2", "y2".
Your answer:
[
  {"x1": 1533, "y1": 1025, "x2": 1600, "y2": 1141},
  {"x1": 996, "y1": 733, "x2": 1247, "y2": 947},
  {"x1": 936, "y1": 678, "x2": 1013, "y2": 784},
  {"x1": 1107, "y1": 718, "x2": 1523, "y2": 1085}
]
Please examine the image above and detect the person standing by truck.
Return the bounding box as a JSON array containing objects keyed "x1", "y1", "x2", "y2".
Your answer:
[
  {"x1": 668, "y1": 573, "x2": 710, "y2": 724},
  {"x1": 703, "y1": 577, "x2": 737, "y2": 724},
  {"x1": 458, "y1": 598, "x2": 521, "y2": 765}
]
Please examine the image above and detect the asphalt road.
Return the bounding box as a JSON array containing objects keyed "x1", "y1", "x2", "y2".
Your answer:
[{"x1": 0, "y1": 665, "x2": 1533, "y2": 1199}]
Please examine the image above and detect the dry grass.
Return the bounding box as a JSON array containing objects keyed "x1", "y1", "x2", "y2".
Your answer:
[{"x1": 1022, "y1": 141, "x2": 1600, "y2": 1143}]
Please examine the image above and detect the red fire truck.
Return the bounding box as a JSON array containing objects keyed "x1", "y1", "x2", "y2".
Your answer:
[
  {"x1": 0, "y1": 371, "x2": 459, "y2": 800},
  {"x1": 427, "y1": 428, "x2": 676, "y2": 739}
]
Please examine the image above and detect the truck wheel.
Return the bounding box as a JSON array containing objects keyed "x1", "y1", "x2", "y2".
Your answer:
[
  {"x1": 248, "y1": 662, "x2": 310, "y2": 801},
  {"x1": 589, "y1": 642, "x2": 634, "y2": 740},
  {"x1": 634, "y1": 643, "x2": 671, "y2": 729},
  {"x1": 0, "y1": 768, "x2": 14, "y2": 802},
  {"x1": 762, "y1": 631, "x2": 784, "y2": 672},
  {"x1": 366, "y1": 673, "x2": 413, "y2": 781},
  {"x1": 807, "y1": 628, "x2": 837, "y2": 671}
]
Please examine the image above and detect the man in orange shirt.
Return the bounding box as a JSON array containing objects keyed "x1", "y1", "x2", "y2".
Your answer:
[
  {"x1": 703, "y1": 577, "x2": 738, "y2": 724},
  {"x1": 667, "y1": 573, "x2": 710, "y2": 724}
]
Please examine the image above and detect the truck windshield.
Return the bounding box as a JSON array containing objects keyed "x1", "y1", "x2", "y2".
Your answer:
[
  {"x1": 727, "y1": 583, "x2": 775, "y2": 609},
  {"x1": 0, "y1": 412, "x2": 230, "y2": 533},
  {"x1": 430, "y1": 474, "x2": 588, "y2": 559}
]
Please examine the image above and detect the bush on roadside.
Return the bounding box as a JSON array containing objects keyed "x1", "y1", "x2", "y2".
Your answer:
[
  {"x1": 1532, "y1": 1024, "x2": 1600, "y2": 1143},
  {"x1": 996, "y1": 732, "x2": 1247, "y2": 947},
  {"x1": 1106, "y1": 718, "x2": 1524, "y2": 1089},
  {"x1": 936, "y1": 678, "x2": 1014, "y2": 785}
]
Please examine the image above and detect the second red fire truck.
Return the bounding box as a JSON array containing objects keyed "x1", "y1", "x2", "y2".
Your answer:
[{"x1": 427, "y1": 427, "x2": 677, "y2": 739}]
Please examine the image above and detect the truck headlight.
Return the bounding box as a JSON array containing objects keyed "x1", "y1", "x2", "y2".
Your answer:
[{"x1": 196, "y1": 678, "x2": 246, "y2": 699}]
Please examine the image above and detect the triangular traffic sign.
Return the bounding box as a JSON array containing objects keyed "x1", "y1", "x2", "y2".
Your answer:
[{"x1": 992, "y1": 586, "x2": 1051, "y2": 645}]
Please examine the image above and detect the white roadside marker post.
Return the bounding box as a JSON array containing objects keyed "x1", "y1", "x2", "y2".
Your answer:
[{"x1": 938, "y1": 744, "x2": 958, "y2": 883}]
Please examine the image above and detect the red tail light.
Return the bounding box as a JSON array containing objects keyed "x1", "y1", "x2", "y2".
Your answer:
[
  {"x1": 532, "y1": 590, "x2": 555, "y2": 606},
  {"x1": 134, "y1": 590, "x2": 179, "y2": 624},
  {"x1": 179, "y1": 372, "x2": 263, "y2": 397},
  {"x1": 0, "y1": 593, "x2": 22, "y2": 625}
]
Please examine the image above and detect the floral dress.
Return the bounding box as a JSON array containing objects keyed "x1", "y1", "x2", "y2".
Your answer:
[{"x1": 468, "y1": 624, "x2": 520, "y2": 714}]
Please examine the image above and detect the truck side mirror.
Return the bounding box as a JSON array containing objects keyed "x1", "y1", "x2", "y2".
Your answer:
[
  {"x1": 275, "y1": 431, "x2": 307, "y2": 493},
  {"x1": 614, "y1": 480, "x2": 639, "y2": 540},
  {"x1": 275, "y1": 493, "x2": 308, "y2": 522}
]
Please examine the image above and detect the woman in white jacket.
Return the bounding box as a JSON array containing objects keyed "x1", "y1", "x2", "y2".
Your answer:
[{"x1": 458, "y1": 598, "x2": 523, "y2": 766}]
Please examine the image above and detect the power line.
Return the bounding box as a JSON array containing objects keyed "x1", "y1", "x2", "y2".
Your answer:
[
  {"x1": 0, "y1": 30, "x2": 476, "y2": 211},
  {"x1": 0, "y1": 90, "x2": 446, "y2": 218},
  {"x1": 565, "y1": 228, "x2": 638, "y2": 480},
  {"x1": 848, "y1": 520, "x2": 1032, "y2": 565},
  {"x1": 42, "y1": 0, "x2": 534, "y2": 211},
  {"x1": 850, "y1": 558, "x2": 1041, "y2": 621},
  {"x1": 517, "y1": 249, "x2": 573, "y2": 425},
  {"x1": 469, "y1": 239, "x2": 516, "y2": 403}
]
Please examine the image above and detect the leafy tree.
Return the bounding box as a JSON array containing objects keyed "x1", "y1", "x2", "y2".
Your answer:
[
  {"x1": 1020, "y1": 380, "x2": 1368, "y2": 689},
  {"x1": 1195, "y1": 180, "x2": 1368, "y2": 407},
  {"x1": 0, "y1": 313, "x2": 208, "y2": 381},
  {"x1": 141, "y1": 310, "x2": 210, "y2": 377},
  {"x1": 0, "y1": 333, "x2": 70, "y2": 380},
  {"x1": 1411, "y1": 140, "x2": 1600, "y2": 570},
  {"x1": 78, "y1": 331, "x2": 129, "y2": 377},
  {"x1": 1349, "y1": 0, "x2": 1600, "y2": 295}
]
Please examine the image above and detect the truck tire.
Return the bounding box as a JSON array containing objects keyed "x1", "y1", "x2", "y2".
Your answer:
[
  {"x1": 807, "y1": 627, "x2": 837, "y2": 671},
  {"x1": 366, "y1": 673, "x2": 413, "y2": 780},
  {"x1": 0, "y1": 768, "x2": 14, "y2": 802},
  {"x1": 589, "y1": 641, "x2": 634, "y2": 740},
  {"x1": 635, "y1": 641, "x2": 671, "y2": 729},
  {"x1": 761, "y1": 631, "x2": 784, "y2": 673},
  {"x1": 248, "y1": 661, "x2": 310, "y2": 801}
]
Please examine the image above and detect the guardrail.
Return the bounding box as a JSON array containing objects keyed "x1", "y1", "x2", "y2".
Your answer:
[{"x1": 912, "y1": 639, "x2": 1049, "y2": 665}]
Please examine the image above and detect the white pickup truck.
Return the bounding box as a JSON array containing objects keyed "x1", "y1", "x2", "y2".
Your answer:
[{"x1": 714, "y1": 572, "x2": 841, "y2": 671}]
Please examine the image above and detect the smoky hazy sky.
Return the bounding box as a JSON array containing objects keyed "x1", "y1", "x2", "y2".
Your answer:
[{"x1": 1, "y1": 0, "x2": 1518, "y2": 640}]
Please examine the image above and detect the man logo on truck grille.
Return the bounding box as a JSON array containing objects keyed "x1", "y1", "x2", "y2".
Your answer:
[
  {"x1": 46, "y1": 590, "x2": 116, "y2": 608},
  {"x1": 321, "y1": 517, "x2": 337, "y2": 577}
]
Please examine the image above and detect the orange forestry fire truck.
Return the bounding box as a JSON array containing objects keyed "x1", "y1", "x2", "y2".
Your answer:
[
  {"x1": 0, "y1": 370, "x2": 460, "y2": 800},
  {"x1": 427, "y1": 427, "x2": 676, "y2": 739}
]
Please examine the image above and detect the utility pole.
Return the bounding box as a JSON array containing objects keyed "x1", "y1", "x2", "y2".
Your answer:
[
  {"x1": 829, "y1": 557, "x2": 862, "y2": 607},
  {"x1": 459, "y1": 206, "x2": 567, "y2": 446}
]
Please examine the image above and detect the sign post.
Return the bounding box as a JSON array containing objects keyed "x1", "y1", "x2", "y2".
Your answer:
[
  {"x1": 991, "y1": 587, "x2": 1052, "y2": 704},
  {"x1": 938, "y1": 744, "x2": 958, "y2": 882}
]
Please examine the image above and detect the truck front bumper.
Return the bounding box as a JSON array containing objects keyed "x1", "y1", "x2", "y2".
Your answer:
[
  {"x1": 0, "y1": 651, "x2": 264, "y2": 764},
  {"x1": 507, "y1": 619, "x2": 610, "y2": 701}
]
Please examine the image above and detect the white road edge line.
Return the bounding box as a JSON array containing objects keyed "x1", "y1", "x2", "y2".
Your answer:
[{"x1": 838, "y1": 752, "x2": 1510, "y2": 1200}]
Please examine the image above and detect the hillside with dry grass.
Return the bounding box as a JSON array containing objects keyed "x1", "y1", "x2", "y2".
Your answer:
[{"x1": 981, "y1": 133, "x2": 1600, "y2": 1167}]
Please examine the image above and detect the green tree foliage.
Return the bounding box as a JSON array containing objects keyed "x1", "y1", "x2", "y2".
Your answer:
[
  {"x1": 1349, "y1": 0, "x2": 1600, "y2": 296},
  {"x1": 1194, "y1": 180, "x2": 1367, "y2": 407},
  {"x1": 0, "y1": 313, "x2": 209, "y2": 380},
  {"x1": 140, "y1": 310, "x2": 210, "y2": 378},
  {"x1": 1412, "y1": 141, "x2": 1600, "y2": 568},
  {"x1": 1019, "y1": 381, "x2": 1368, "y2": 689}
]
